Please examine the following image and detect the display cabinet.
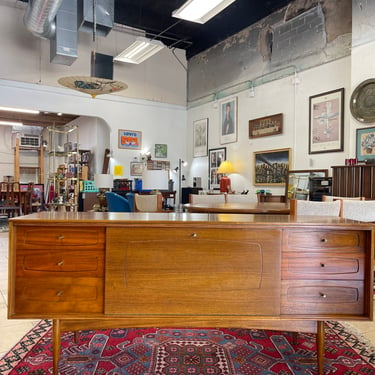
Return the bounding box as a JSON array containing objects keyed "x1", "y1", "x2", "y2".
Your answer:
[
  {"x1": 331, "y1": 165, "x2": 375, "y2": 199},
  {"x1": 47, "y1": 125, "x2": 79, "y2": 211}
]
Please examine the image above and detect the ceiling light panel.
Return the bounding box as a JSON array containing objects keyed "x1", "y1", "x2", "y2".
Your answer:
[
  {"x1": 0, "y1": 106, "x2": 39, "y2": 114},
  {"x1": 172, "y1": 0, "x2": 236, "y2": 24},
  {"x1": 114, "y1": 37, "x2": 164, "y2": 64}
]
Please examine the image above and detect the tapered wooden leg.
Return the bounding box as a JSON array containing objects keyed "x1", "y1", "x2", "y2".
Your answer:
[
  {"x1": 52, "y1": 319, "x2": 61, "y2": 375},
  {"x1": 316, "y1": 321, "x2": 325, "y2": 375}
]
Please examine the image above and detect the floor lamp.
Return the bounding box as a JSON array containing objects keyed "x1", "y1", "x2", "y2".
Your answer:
[{"x1": 176, "y1": 158, "x2": 187, "y2": 212}]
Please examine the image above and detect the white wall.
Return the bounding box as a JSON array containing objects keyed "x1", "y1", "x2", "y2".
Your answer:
[{"x1": 187, "y1": 57, "x2": 351, "y2": 196}]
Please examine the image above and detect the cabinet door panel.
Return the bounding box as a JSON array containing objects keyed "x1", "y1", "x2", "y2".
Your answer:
[{"x1": 105, "y1": 228, "x2": 281, "y2": 316}]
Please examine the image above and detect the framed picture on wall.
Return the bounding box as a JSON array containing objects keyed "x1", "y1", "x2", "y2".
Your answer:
[
  {"x1": 193, "y1": 118, "x2": 208, "y2": 157},
  {"x1": 130, "y1": 161, "x2": 144, "y2": 176},
  {"x1": 118, "y1": 129, "x2": 142, "y2": 150},
  {"x1": 356, "y1": 126, "x2": 375, "y2": 162},
  {"x1": 309, "y1": 88, "x2": 344, "y2": 154},
  {"x1": 208, "y1": 147, "x2": 226, "y2": 190},
  {"x1": 254, "y1": 148, "x2": 291, "y2": 186},
  {"x1": 220, "y1": 96, "x2": 237, "y2": 144},
  {"x1": 249, "y1": 113, "x2": 283, "y2": 138},
  {"x1": 155, "y1": 144, "x2": 167, "y2": 158}
]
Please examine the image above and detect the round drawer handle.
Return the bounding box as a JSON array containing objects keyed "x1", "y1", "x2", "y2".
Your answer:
[
  {"x1": 319, "y1": 292, "x2": 327, "y2": 298},
  {"x1": 320, "y1": 238, "x2": 328, "y2": 243},
  {"x1": 191, "y1": 233, "x2": 197, "y2": 238},
  {"x1": 320, "y1": 263, "x2": 326, "y2": 268},
  {"x1": 56, "y1": 290, "x2": 64, "y2": 297},
  {"x1": 57, "y1": 235, "x2": 65, "y2": 240},
  {"x1": 57, "y1": 260, "x2": 64, "y2": 267}
]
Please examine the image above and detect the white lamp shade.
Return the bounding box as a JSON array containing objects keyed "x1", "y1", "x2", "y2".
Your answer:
[
  {"x1": 94, "y1": 174, "x2": 114, "y2": 189},
  {"x1": 142, "y1": 170, "x2": 169, "y2": 190}
]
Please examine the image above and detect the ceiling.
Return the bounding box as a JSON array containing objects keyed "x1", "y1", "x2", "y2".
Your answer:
[
  {"x1": 114, "y1": 0, "x2": 292, "y2": 59},
  {"x1": 9, "y1": 0, "x2": 292, "y2": 128}
]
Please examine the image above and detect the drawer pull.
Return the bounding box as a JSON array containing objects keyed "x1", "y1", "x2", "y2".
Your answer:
[
  {"x1": 56, "y1": 290, "x2": 64, "y2": 297},
  {"x1": 191, "y1": 233, "x2": 197, "y2": 238},
  {"x1": 57, "y1": 260, "x2": 64, "y2": 267},
  {"x1": 319, "y1": 292, "x2": 327, "y2": 298},
  {"x1": 320, "y1": 263, "x2": 326, "y2": 268},
  {"x1": 57, "y1": 235, "x2": 65, "y2": 240},
  {"x1": 320, "y1": 238, "x2": 328, "y2": 243}
]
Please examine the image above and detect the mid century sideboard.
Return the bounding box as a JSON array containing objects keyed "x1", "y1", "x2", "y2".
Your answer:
[{"x1": 7, "y1": 212, "x2": 374, "y2": 375}]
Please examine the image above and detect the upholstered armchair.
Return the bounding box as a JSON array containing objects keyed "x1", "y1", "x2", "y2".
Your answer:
[{"x1": 105, "y1": 192, "x2": 132, "y2": 212}]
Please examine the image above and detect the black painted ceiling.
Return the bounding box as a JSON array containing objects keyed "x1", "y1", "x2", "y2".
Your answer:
[{"x1": 114, "y1": 0, "x2": 292, "y2": 59}]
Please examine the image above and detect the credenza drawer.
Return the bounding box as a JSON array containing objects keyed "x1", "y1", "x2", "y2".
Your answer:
[
  {"x1": 16, "y1": 250, "x2": 104, "y2": 277},
  {"x1": 283, "y1": 230, "x2": 364, "y2": 251},
  {"x1": 14, "y1": 277, "x2": 103, "y2": 314},
  {"x1": 281, "y1": 280, "x2": 364, "y2": 315},
  {"x1": 282, "y1": 252, "x2": 364, "y2": 280},
  {"x1": 16, "y1": 226, "x2": 105, "y2": 248}
]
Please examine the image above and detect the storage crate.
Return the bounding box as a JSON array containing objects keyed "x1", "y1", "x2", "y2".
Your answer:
[{"x1": 80, "y1": 180, "x2": 99, "y2": 193}]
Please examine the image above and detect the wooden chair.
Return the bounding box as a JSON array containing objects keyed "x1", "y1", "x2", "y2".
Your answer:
[
  {"x1": 134, "y1": 193, "x2": 163, "y2": 212},
  {"x1": 289, "y1": 199, "x2": 341, "y2": 216},
  {"x1": 341, "y1": 200, "x2": 375, "y2": 222},
  {"x1": 0, "y1": 182, "x2": 22, "y2": 217}
]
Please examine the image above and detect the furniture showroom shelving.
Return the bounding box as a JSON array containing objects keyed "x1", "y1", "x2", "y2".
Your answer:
[
  {"x1": 14, "y1": 137, "x2": 44, "y2": 184},
  {"x1": 47, "y1": 124, "x2": 79, "y2": 211}
]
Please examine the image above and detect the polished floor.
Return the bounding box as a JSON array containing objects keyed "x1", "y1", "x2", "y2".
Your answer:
[{"x1": 1, "y1": 230, "x2": 375, "y2": 359}]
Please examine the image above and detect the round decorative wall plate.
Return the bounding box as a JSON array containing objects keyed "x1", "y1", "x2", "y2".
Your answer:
[{"x1": 350, "y1": 78, "x2": 375, "y2": 123}]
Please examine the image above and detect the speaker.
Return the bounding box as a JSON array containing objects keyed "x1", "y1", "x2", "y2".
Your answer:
[{"x1": 193, "y1": 177, "x2": 202, "y2": 188}]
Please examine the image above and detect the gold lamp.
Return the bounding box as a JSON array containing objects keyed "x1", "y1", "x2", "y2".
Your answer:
[{"x1": 217, "y1": 160, "x2": 235, "y2": 193}]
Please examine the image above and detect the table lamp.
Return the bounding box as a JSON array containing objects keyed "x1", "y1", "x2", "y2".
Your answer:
[
  {"x1": 217, "y1": 160, "x2": 235, "y2": 193},
  {"x1": 94, "y1": 173, "x2": 113, "y2": 211}
]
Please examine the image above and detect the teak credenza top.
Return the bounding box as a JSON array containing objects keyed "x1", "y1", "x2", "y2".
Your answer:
[{"x1": 7, "y1": 212, "x2": 375, "y2": 375}]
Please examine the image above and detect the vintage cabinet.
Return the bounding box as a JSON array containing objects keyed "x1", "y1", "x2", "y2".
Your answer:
[
  {"x1": 7, "y1": 212, "x2": 375, "y2": 375},
  {"x1": 332, "y1": 165, "x2": 375, "y2": 199}
]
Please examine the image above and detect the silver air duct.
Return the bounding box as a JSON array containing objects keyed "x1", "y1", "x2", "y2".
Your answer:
[{"x1": 23, "y1": 0, "x2": 64, "y2": 39}]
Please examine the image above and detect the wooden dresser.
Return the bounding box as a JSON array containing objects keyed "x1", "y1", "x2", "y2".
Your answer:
[{"x1": 8, "y1": 212, "x2": 374, "y2": 375}]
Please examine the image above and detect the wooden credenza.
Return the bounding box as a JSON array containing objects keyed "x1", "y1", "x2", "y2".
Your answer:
[
  {"x1": 332, "y1": 164, "x2": 375, "y2": 199},
  {"x1": 8, "y1": 212, "x2": 374, "y2": 375}
]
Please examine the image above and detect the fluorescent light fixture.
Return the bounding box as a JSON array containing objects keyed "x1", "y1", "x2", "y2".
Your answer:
[
  {"x1": 0, "y1": 120, "x2": 23, "y2": 126},
  {"x1": 0, "y1": 106, "x2": 39, "y2": 114},
  {"x1": 172, "y1": 0, "x2": 236, "y2": 24},
  {"x1": 114, "y1": 37, "x2": 164, "y2": 64}
]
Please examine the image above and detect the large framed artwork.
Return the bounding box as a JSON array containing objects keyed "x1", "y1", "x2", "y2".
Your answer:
[
  {"x1": 209, "y1": 147, "x2": 226, "y2": 190},
  {"x1": 254, "y1": 148, "x2": 291, "y2": 186},
  {"x1": 118, "y1": 129, "x2": 142, "y2": 150},
  {"x1": 220, "y1": 96, "x2": 237, "y2": 144},
  {"x1": 356, "y1": 126, "x2": 375, "y2": 162},
  {"x1": 193, "y1": 118, "x2": 208, "y2": 157},
  {"x1": 249, "y1": 113, "x2": 283, "y2": 138},
  {"x1": 309, "y1": 88, "x2": 344, "y2": 154}
]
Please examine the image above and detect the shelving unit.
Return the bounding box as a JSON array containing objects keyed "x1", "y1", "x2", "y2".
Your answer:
[
  {"x1": 47, "y1": 125, "x2": 79, "y2": 211},
  {"x1": 14, "y1": 137, "x2": 44, "y2": 184}
]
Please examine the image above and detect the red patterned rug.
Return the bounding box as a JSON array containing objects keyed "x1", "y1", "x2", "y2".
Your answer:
[{"x1": 1, "y1": 320, "x2": 374, "y2": 374}]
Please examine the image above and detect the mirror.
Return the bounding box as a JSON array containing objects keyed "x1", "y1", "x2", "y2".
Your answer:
[{"x1": 286, "y1": 169, "x2": 328, "y2": 200}]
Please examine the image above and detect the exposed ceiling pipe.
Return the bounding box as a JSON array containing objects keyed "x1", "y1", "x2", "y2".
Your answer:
[{"x1": 23, "y1": 0, "x2": 64, "y2": 39}]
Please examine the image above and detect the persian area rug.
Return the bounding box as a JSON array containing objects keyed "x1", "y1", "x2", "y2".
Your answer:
[{"x1": 1, "y1": 320, "x2": 374, "y2": 375}]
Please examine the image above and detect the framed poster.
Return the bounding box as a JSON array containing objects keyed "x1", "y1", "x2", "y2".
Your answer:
[
  {"x1": 193, "y1": 118, "x2": 208, "y2": 157},
  {"x1": 208, "y1": 147, "x2": 226, "y2": 189},
  {"x1": 254, "y1": 148, "x2": 291, "y2": 186},
  {"x1": 130, "y1": 161, "x2": 144, "y2": 176},
  {"x1": 356, "y1": 126, "x2": 375, "y2": 162},
  {"x1": 249, "y1": 113, "x2": 283, "y2": 138},
  {"x1": 155, "y1": 144, "x2": 167, "y2": 158},
  {"x1": 220, "y1": 96, "x2": 237, "y2": 144},
  {"x1": 118, "y1": 129, "x2": 142, "y2": 150},
  {"x1": 309, "y1": 88, "x2": 344, "y2": 154}
]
